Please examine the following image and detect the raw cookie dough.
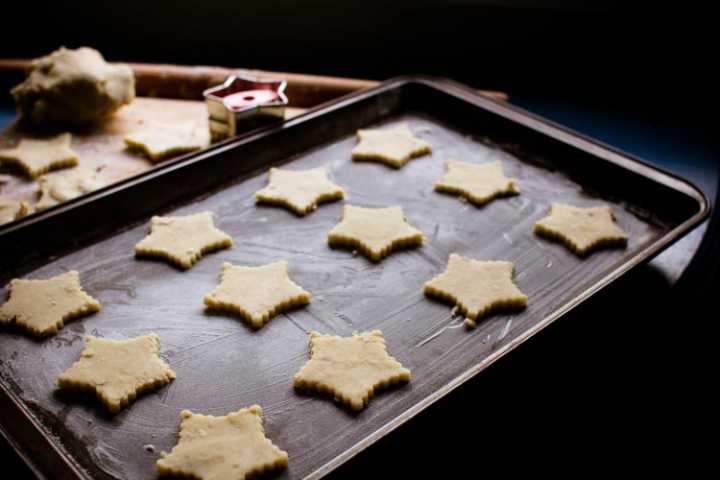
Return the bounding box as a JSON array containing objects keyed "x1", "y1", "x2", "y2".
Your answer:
[
  {"x1": 533, "y1": 203, "x2": 629, "y2": 256},
  {"x1": 0, "y1": 271, "x2": 100, "y2": 336},
  {"x1": 0, "y1": 197, "x2": 28, "y2": 225},
  {"x1": 293, "y1": 330, "x2": 411, "y2": 411},
  {"x1": 156, "y1": 405, "x2": 288, "y2": 480},
  {"x1": 11, "y1": 47, "x2": 134, "y2": 127},
  {"x1": 424, "y1": 254, "x2": 528, "y2": 322},
  {"x1": 327, "y1": 205, "x2": 424, "y2": 261},
  {"x1": 0, "y1": 133, "x2": 78, "y2": 178},
  {"x1": 35, "y1": 167, "x2": 106, "y2": 211},
  {"x1": 135, "y1": 211, "x2": 233, "y2": 269},
  {"x1": 352, "y1": 124, "x2": 431, "y2": 168},
  {"x1": 255, "y1": 167, "x2": 344, "y2": 215},
  {"x1": 435, "y1": 159, "x2": 519, "y2": 205},
  {"x1": 57, "y1": 333, "x2": 175, "y2": 413},
  {"x1": 204, "y1": 261, "x2": 310, "y2": 329},
  {"x1": 124, "y1": 123, "x2": 206, "y2": 162},
  {"x1": 463, "y1": 318, "x2": 477, "y2": 329}
]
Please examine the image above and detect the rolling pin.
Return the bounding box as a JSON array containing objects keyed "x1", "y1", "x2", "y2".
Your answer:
[{"x1": 0, "y1": 59, "x2": 508, "y2": 108}]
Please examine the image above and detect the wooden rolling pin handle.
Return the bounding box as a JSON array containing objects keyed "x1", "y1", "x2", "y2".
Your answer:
[{"x1": 0, "y1": 59, "x2": 508, "y2": 108}]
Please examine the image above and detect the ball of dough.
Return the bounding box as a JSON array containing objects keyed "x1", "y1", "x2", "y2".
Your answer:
[{"x1": 11, "y1": 47, "x2": 135, "y2": 127}]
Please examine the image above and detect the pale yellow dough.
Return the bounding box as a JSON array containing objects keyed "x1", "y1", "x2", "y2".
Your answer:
[
  {"x1": 0, "y1": 271, "x2": 100, "y2": 336},
  {"x1": 35, "y1": 167, "x2": 107, "y2": 211},
  {"x1": 135, "y1": 211, "x2": 233, "y2": 269},
  {"x1": 352, "y1": 124, "x2": 431, "y2": 168},
  {"x1": 293, "y1": 330, "x2": 411, "y2": 411},
  {"x1": 533, "y1": 203, "x2": 629, "y2": 256},
  {"x1": 124, "y1": 123, "x2": 206, "y2": 162},
  {"x1": 463, "y1": 318, "x2": 477, "y2": 329},
  {"x1": 11, "y1": 46, "x2": 134, "y2": 127},
  {"x1": 424, "y1": 254, "x2": 528, "y2": 321},
  {"x1": 156, "y1": 405, "x2": 288, "y2": 480},
  {"x1": 0, "y1": 133, "x2": 78, "y2": 178},
  {"x1": 57, "y1": 333, "x2": 175, "y2": 413},
  {"x1": 204, "y1": 261, "x2": 310, "y2": 329},
  {"x1": 435, "y1": 159, "x2": 519, "y2": 205},
  {"x1": 0, "y1": 197, "x2": 28, "y2": 225},
  {"x1": 255, "y1": 167, "x2": 344, "y2": 215},
  {"x1": 327, "y1": 204, "x2": 424, "y2": 261}
]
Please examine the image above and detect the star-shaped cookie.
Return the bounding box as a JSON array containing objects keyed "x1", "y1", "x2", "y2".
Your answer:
[
  {"x1": 435, "y1": 159, "x2": 519, "y2": 205},
  {"x1": 293, "y1": 330, "x2": 411, "y2": 411},
  {"x1": 255, "y1": 167, "x2": 344, "y2": 215},
  {"x1": 204, "y1": 261, "x2": 310, "y2": 329},
  {"x1": 35, "y1": 167, "x2": 107, "y2": 211},
  {"x1": 0, "y1": 133, "x2": 78, "y2": 178},
  {"x1": 156, "y1": 405, "x2": 288, "y2": 480},
  {"x1": 327, "y1": 205, "x2": 424, "y2": 261},
  {"x1": 124, "y1": 123, "x2": 206, "y2": 162},
  {"x1": 352, "y1": 125, "x2": 431, "y2": 168},
  {"x1": 0, "y1": 271, "x2": 100, "y2": 336},
  {"x1": 533, "y1": 203, "x2": 629, "y2": 256},
  {"x1": 0, "y1": 197, "x2": 29, "y2": 225},
  {"x1": 135, "y1": 211, "x2": 233, "y2": 269},
  {"x1": 57, "y1": 333, "x2": 175, "y2": 413},
  {"x1": 424, "y1": 254, "x2": 528, "y2": 322}
]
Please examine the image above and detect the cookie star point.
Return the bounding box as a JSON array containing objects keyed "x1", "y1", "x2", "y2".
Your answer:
[
  {"x1": 0, "y1": 133, "x2": 78, "y2": 178},
  {"x1": 204, "y1": 261, "x2": 310, "y2": 329},
  {"x1": 352, "y1": 125, "x2": 431, "y2": 168},
  {"x1": 533, "y1": 203, "x2": 629, "y2": 256},
  {"x1": 255, "y1": 167, "x2": 344, "y2": 215},
  {"x1": 0, "y1": 271, "x2": 100, "y2": 336},
  {"x1": 293, "y1": 330, "x2": 411, "y2": 411},
  {"x1": 57, "y1": 333, "x2": 175, "y2": 413},
  {"x1": 35, "y1": 167, "x2": 107, "y2": 211},
  {"x1": 435, "y1": 159, "x2": 519, "y2": 205},
  {"x1": 327, "y1": 204, "x2": 424, "y2": 261},
  {"x1": 424, "y1": 254, "x2": 528, "y2": 321},
  {"x1": 135, "y1": 211, "x2": 233, "y2": 269},
  {"x1": 156, "y1": 405, "x2": 288, "y2": 480}
]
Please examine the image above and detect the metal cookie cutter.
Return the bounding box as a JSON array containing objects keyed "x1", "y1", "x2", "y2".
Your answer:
[{"x1": 203, "y1": 75, "x2": 288, "y2": 141}]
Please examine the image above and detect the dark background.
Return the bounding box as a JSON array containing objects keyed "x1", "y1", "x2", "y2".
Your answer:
[
  {"x1": 1, "y1": 1, "x2": 717, "y2": 119},
  {"x1": 1, "y1": 1, "x2": 716, "y2": 477}
]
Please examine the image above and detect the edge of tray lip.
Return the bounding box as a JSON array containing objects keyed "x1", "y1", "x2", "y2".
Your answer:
[
  {"x1": 0, "y1": 75, "x2": 711, "y2": 480},
  {"x1": 0, "y1": 422, "x2": 49, "y2": 480},
  {"x1": 0, "y1": 380, "x2": 88, "y2": 480}
]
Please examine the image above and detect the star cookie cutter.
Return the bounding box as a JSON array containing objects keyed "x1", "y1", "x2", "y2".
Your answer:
[{"x1": 203, "y1": 75, "x2": 288, "y2": 140}]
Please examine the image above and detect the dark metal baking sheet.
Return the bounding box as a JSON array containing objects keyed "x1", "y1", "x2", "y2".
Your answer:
[{"x1": 0, "y1": 77, "x2": 709, "y2": 479}]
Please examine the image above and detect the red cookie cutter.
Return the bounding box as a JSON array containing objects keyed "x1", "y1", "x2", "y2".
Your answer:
[{"x1": 203, "y1": 75, "x2": 288, "y2": 140}]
